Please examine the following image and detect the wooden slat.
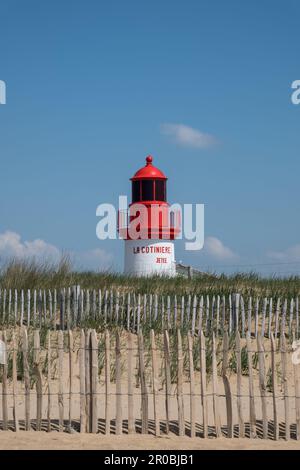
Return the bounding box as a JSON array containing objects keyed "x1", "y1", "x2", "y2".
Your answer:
[
  {"x1": 167, "y1": 295, "x2": 171, "y2": 330},
  {"x1": 151, "y1": 329, "x2": 160, "y2": 436},
  {"x1": 187, "y1": 294, "x2": 191, "y2": 327},
  {"x1": 22, "y1": 327, "x2": 31, "y2": 431},
  {"x1": 127, "y1": 292, "x2": 131, "y2": 331},
  {"x1": 236, "y1": 331, "x2": 245, "y2": 437},
  {"x1": 2, "y1": 330, "x2": 8, "y2": 430},
  {"x1": 200, "y1": 330, "x2": 208, "y2": 438},
  {"x1": 268, "y1": 298, "x2": 273, "y2": 339},
  {"x1": 174, "y1": 295, "x2": 177, "y2": 330},
  {"x1": 187, "y1": 332, "x2": 195, "y2": 437},
  {"x1": 115, "y1": 291, "x2": 120, "y2": 324},
  {"x1": 177, "y1": 329, "x2": 185, "y2": 436},
  {"x1": 221, "y1": 295, "x2": 226, "y2": 334},
  {"x1": 205, "y1": 295, "x2": 210, "y2": 334},
  {"x1": 91, "y1": 329, "x2": 98, "y2": 433},
  {"x1": 280, "y1": 334, "x2": 289, "y2": 440},
  {"x1": 14, "y1": 289, "x2": 18, "y2": 325},
  {"x1": 296, "y1": 297, "x2": 299, "y2": 340},
  {"x1": 274, "y1": 298, "x2": 281, "y2": 340},
  {"x1": 212, "y1": 333, "x2": 221, "y2": 437},
  {"x1": 33, "y1": 329, "x2": 42, "y2": 431},
  {"x1": 228, "y1": 295, "x2": 232, "y2": 335},
  {"x1": 67, "y1": 288, "x2": 71, "y2": 330},
  {"x1": 58, "y1": 330, "x2": 64, "y2": 432},
  {"x1": 261, "y1": 298, "x2": 267, "y2": 338},
  {"x1": 257, "y1": 334, "x2": 267, "y2": 439},
  {"x1": 2, "y1": 289, "x2": 6, "y2": 323},
  {"x1": 222, "y1": 331, "x2": 233, "y2": 438},
  {"x1": 270, "y1": 333, "x2": 278, "y2": 440},
  {"x1": 137, "y1": 294, "x2": 141, "y2": 333},
  {"x1": 191, "y1": 296, "x2": 197, "y2": 336},
  {"x1": 180, "y1": 296, "x2": 185, "y2": 328},
  {"x1": 20, "y1": 290, "x2": 24, "y2": 326},
  {"x1": 85, "y1": 329, "x2": 91, "y2": 432},
  {"x1": 216, "y1": 295, "x2": 220, "y2": 337},
  {"x1": 138, "y1": 330, "x2": 148, "y2": 434},
  {"x1": 47, "y1": 331, "x2": 51, "y2": 432},
  {"x1": 240, "y1": 296, "x2": 245, "y2": 337},
  {"x1": 247, "y1": 296, "x2": 252, "y2": 337},
  {"x1": 289, "y1": 299, "x2": 294, "y2": 338},
  {"x1": 38, "y1": 289, "x2": 42, "y2": 328},
  {"x1": 115, "y1": 331, "x2": 122, "y2": 435},
  {"x1": 53, "y1": 289, "x2": 57, "y2": 330},
  {"x1": 198, "y1": 295, "x2": 204, "y2": 333},
  {"x1": 246, "y1": 333, "x2": 256, "y2": 438},
  {"x1": 68, "y1": 330, "x2": 74, "y2": 431},
  {"x1": 255, "y1": 298, "x2": 259, "y2": 338},
  {"x1": 127, "y1": 331, "x2": 134, "y2": 434},
  {"x1": 105, "y1": 330, "x2": 111, "y2": 434},
  {"x1": 79, "y1": 329, "x2": 86, "y2": 433},
  {"x1": 293, "y1": 343, "x2": 300, "y2": 440},
  {"x1": 161, "y1": 296, "x2": 165, "y2": 330},
  {"x1": 164, "y1": 330, "x2": 171, "y2": 434},
  {"x1": 281, "y1": 299, "x2": 287, "y2": 337},
  {"x1": 8, "y1": 289, "x2": 12, "y2": 323},
  {"x1": 12, "y1": 331, "x2": 19, "y2": 431}
]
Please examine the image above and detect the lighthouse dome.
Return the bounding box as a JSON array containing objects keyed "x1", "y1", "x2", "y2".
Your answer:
[{"x1": 131, "y1": 155, "x2": 167, "y2": 180}]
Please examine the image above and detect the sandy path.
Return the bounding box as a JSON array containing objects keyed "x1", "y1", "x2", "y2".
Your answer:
[{"x1": 0, "y1": 432, "x2": 300, "y2": 450}]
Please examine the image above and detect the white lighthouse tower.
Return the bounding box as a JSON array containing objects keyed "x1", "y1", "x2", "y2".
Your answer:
[{"x1": 118, "y1": 155, "x2": 181, "y2": 277}]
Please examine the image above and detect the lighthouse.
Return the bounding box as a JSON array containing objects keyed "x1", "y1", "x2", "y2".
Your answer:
[{"x1": 118, "y1": 155, "x2": 181, "y2": 277}]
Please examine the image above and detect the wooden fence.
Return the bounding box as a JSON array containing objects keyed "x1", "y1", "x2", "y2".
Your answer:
[
  {"x1": 0, "y1": 288, "x2": 299, "y2": 339},
  {"x1": 1, "y1": 327, "x2": 300, "y2": 439}
]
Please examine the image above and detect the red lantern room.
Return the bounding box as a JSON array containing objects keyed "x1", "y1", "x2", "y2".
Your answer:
[{"x1": 118, "y1": 155, "x2": 181, "y2": 240}]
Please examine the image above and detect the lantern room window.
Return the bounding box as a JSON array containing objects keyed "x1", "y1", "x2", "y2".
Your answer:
[
  {"x1": 132, "y1": 178, "x2": 166, "y2": 203},
  {"x1": 155, "y1": 180, "x2": 166, "y2": 202},
  {"x1": 141, "y1": 180, "x2": 154, "y2": 201},
  {"x1": 132, "y1": 180, "x2": 140, "y2": 203}
]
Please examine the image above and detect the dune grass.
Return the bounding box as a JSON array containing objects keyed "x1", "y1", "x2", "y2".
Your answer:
[{"x1": 0, "y1": 257, "x2": 299, "y2": 298}]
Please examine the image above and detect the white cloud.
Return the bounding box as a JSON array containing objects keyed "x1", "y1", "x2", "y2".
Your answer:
[
  {"x1": 0, "y1": 231, "x2": 113, "y2": 270},
  {"x1": 161, "y1": 123, "x2": 217, "y2": 149},
  {"x1": 204, "y1": 236, "x2": 238, "y2": 260},
  {"x1": 75, "y1": 248, "x2": 113, "y2": 270},
  {"x1": 0, "y1": 231, "x2": 61, "y2": 261},
  {"x1": 267, "y1": 244, "x2": 300, "y2": 262}
]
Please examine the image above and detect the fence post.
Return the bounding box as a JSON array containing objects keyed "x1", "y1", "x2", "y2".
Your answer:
[
  {"x1": 151, "y1": 329, "x2": 160, "y2": 436},
  {"x1": 200, "y1": 330, "x2": 208, "y2": 438},
  {"x1": 188, "y1": 331, "x2": 195, "y2": 438},
  {"x1": 236, "y1": 331, "x2": 245, "y2": 438},
  {"x1": 280, "y1": 334, "x2": 289, "y2": 440},
  {"x1": 138, "y1": 330, "x2": 148, "y2": 434},
  {"x1": 127, "y1": 331, "x2": 134, "y2": 434},
  {"x1": 12, "y1": 331, "x2": 19, "y2": 431},
  {"x1": 164, "y1": 330, "x2": 171, "y2": 434},
  {"x1": 222, "y1": 331, "x2": 232, "y2": 438},
  {"x1": 79, "y1": 329, "x2": 86, "y2": 433},
  {"x1": 257, "y1": 334, "x2": 267, "y2": 439},
  {"x1": 177, "y1": 329, "x2": 185, "y2": 436},
  {"x1": 246, "y1": 332, "x2": 256, "y2": 438},
  {"x1": 68, "y1": 330, "x2": 74, "y2": 431},
  {"x1": 115, "y1": 331, "x2": 122, "y2": 435},
  {"x1": 270, "y1": 333, "x2": 278, "y2": 440},
  {"x1": 58, "y1": 330, "x2": 64, "y2": 432},
  {"x1": 33, "y1": 329, "x2": 42, "y2": 431},
  {"x1": 90, "y1": 329, "x2": 98, "y2": 433},
  {"x1": 2, "y1": 330, "x2": 8, "y2": 430},
  {"x1": 212, "y1": 332, "x2": 221, "y2": 437},
  {"x1": 47, "y1": 331, "x2": 52, "y2": 432}
]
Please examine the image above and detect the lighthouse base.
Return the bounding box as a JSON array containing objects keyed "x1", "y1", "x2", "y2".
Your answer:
[{"x1": 124, "y1": 239, "x2": 176, "y2": 277}]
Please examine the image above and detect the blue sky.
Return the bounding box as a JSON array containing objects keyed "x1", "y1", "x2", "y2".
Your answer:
[{"x1": 0, "y1": 0, "x2": 299, "y2": 275}]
